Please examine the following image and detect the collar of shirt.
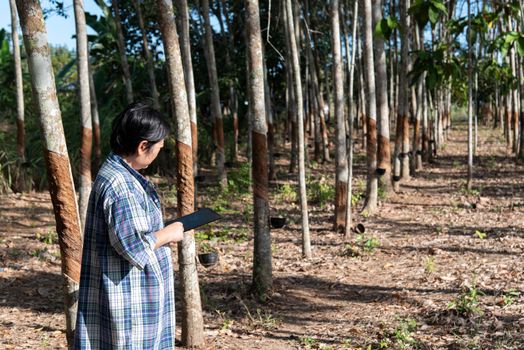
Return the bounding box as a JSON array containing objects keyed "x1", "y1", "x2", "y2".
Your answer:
[{"x1": 108, "y1": 152, "x2": 160, "y2": 204}]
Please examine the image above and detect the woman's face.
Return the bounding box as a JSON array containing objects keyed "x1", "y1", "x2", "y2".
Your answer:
[{"x1": 134, "y1": 139, "x2": 165, "y2": 170}]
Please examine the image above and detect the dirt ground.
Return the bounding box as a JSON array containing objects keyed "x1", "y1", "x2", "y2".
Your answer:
[{"x1": 1, "y1": 123, "x2": 524, "y2": 350}]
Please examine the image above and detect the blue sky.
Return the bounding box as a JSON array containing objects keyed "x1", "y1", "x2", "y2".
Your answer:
[{"x1": 0, "y1": 1, "x2": 103, "y2": 50}]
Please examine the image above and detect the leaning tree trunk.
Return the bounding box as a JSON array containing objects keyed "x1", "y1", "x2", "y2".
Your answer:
[
  {"x1": 345, "y1": 0, "x2": 358, "y2": 239},
  {"x1": 201, "y1": 0, "x2": 227, "y2": 188},
  {"x1": 9, "y1": 0, "x2": 25, "y2": 163},
  {"x1": 132, "y1": 0, "x2": 160, "y2": 109},
  {"x1": 156, "y1": 0, "x2": 204, "y2": 346},
  {"x1": 246, "y1": 0, "x2": 272, "y2": 298},
  {"x1": 175, "y1": 0, "x2": 199, "y2": 205},
  {"x1": 16, "y1": 1, "x2": 83, "y2": 347},
  {"x1": 74, "y1": 0, "x2": 92, "y2": 231},
  {"x1": 286, "y1": 0, "x2": 311, "y2": 258},
  {"x1": 372, "y1": 0, "x2": 392, "y2": 193},
  {"x1": 112, "y1": 0, "x2": 134, "y2": 104},
  {"x1": 331, "y1": 0, "x2": 348, "y2": 230}
]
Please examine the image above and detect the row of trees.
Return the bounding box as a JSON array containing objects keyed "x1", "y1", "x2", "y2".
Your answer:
[{"x1": 4, "y1": 0, "x2": 524, "y2": 348}]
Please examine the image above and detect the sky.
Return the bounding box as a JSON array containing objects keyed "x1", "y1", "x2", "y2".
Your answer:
[{"x1": 0, "y1": 1, "x2": 103, "y2": 50}]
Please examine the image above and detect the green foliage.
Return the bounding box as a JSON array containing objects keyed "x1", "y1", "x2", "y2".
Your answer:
[
  {"x1": 307, "y1": 176, "x2": 334, "y2": 208},
  {"x1": 502, "y1": 289, "x2": 520, "y2": 307},
  {"x1": 473, "y1": 230, "x2": 487, "y2": 239},
  {"x1": 36, "y1": 230, "x2": 58, "y2": 245},
  {"x1": 226, "y1": 163, "x2": 251, "y2": 195},
  {"x1": 409, "y1": 0, "x2": 448, "y2": 28},
  {"x1": 424, "y1": 256, "x2": 436, "y2": 273},
  {"x1": 393, "y1": 318, "x2": 419, "y2": 349},
  {"x1": 276, "y1": 183, "x2": 298, "y2": 203},
  {"x1": 448, "y1": 280, "x2": 484, "y2": 316},
  {"x1": 374, "y1": 17, "x2": 398, "y2": 40},
  {"x1": 357, "y1": 234, "x2": 381, "y2": 252}
]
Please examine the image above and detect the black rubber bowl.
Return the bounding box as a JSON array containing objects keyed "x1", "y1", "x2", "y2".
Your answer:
[
  {"x1": 198, "y1": 252, "x2": 218, "y2": 268},
  {"x1": 353, "y1": 223, "x2": 366, "y2": 234},
  {"x1": 270, "y1": 217, "x2": 287, "y2": 229}
]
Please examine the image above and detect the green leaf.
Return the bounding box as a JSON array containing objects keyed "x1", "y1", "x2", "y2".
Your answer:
[
  {"x1": 428, "y1": 6, "x2": 439, "y2": 24},
  {"x1": 430, "y1": 0, "x2": 448, "y2": 13},
  {"x1": 517, "y1": 37, "x2": 524, "y2": 56}
]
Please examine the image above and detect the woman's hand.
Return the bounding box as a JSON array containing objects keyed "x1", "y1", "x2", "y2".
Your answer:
[
  {"x1": 167, "y1": 222, "x2": 184, "y2": 243},
  {"x1": 154, "y1": 221, "x2": 185, "y2": 248}
]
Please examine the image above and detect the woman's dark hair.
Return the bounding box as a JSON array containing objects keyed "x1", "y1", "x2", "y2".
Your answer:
[{"x1": 110, "y1": 102, "x2": 171, "y2": 155}]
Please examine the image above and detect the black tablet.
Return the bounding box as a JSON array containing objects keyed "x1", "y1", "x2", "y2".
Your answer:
[{"x1": 164, "y1": 208, "x2": 222, "y2": 231}]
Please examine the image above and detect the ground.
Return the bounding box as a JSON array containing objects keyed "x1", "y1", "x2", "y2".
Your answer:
[{"x1": 1, "y1": 122, "x2": 523, "y2": 349}]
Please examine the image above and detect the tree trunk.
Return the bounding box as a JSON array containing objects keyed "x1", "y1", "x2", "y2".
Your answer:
[
  {"x1": 412, "y1": 23, "x2": 424, "y2": 172},
  {"x1": 175, "y1": 0, "x2": 199, "y2": 205},
  {"x1": 467, "y1": 0, "x2": 473, "y2": 190},
  {"x1": 132, "y1": 0, "x2": 160, "y2": 109},
  {"x1": 9, "y1": 0, "x2": 25, "y2": 163},
  {"x1": 88, "y1": 60, "x2": 101, "y2": 172},
  {"x1": 111, "y1": 0, "x2": 133, "y2": 104},
  {"x1": 344, "y1": 0, "x2": 358, "y2": 239},
  {"x1": 16, "y1": 1, "x2": 83, "y2": 347},
  {"x1": 246, "y1": 0, "x2": 272, "y2": 298},
  {"x1": 400, "y1": 0, "x2": 411, "y2": 180},
  {"x1": 201, "y1": 0, "x2": 227, "y2": 188},
  {"x1": 155, "y1": 0, "x2": 204, "y2": 346},
  {"x1": 331, "y1": 0, "x2": 347, "y2": 229},
  {"x1": 362, "y1": 0, "x2": 378, "y2": 214},
  {"x1": 372, "y1": 0, "x2": 392, "y2": 193},
  {"x1": 286, "y1": 0, "x2": 311, "y2": 258},
  {"x1": 74, "y1": 0, "x2": 92, "y2": 231}
]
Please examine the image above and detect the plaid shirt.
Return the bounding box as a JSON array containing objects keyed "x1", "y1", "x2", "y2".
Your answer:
[{"x1": 75, "y1": 153, "x2": 176, "y2": 349}]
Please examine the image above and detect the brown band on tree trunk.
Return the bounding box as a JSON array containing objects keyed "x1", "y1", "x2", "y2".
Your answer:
[
  {"x1": 176, "y1": 141, "x2": 194, "y2": 217},
  {"x1": 252, "y1": 131, "x2": 268, "y2": 201},
  {"x1": 80, "y1": 126, "x2": 93, "y2": 177},
  {"x1": 44, "y1": 150, "x2": 82, "y2": 282},
  {"x1": 334, "y1": 180, "x2": 347, "y2": 229},
  {"x1": 215, "y1": 117, "x2": 225, "y2": 152},
  {"x1": 377, "y1": 134, "x2": 391, "y2": 171},
  {"x1": 367, "y1": 117, "x2": 377, "y2": 159},
  {"x1": 93, "y1": 122, "x2": 101, "y2": 169},
  {"x1": 16, "y1": 118, "x2": 25, "y2": 159}
]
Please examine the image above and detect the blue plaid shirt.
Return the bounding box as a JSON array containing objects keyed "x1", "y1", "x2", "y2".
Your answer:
[{"x1": 75, "y1": 152, "x2": 176, "y2": 349}]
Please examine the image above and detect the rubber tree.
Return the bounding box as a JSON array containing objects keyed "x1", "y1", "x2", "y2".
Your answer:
[
  {"x1": 373, "y1": 0, "x2": 392, "y2": 193},
  {"x1": 201, "y1": 0, "x2": 227, "y2": 188},
  {"x1": 331, "y1": 0, "x2": 348, "y2": 229},
  {"x1": 285, "y1": 0, "x2": 311, "y2": 258},
  {"x1": 175, "y1": 0, "x2": 199, "y2": 204},
  {"x1": 88, "y1": 59, "x2": 101, "y2": 171},
  {"x1": 362, "y1": 0, "x2": 378, "y2": 214},
  {"x1": 132, "y1": 0, "x2": 160, "y2": 109},
  {"x1": 467, "y1": 0, "x2": 473, "y2": 190},
  {"x1": 74, "y1": 0, "x2": 93, "y2": 230},
  {"x1": 344, "y1": 0, "x2": 358, "y2": 238},
  {"x1": 16, "y1": 0, "x2": 83, "y2": 346},
  {"x1": 9, "y1": 0, "x2": 25, "y2": 163},
  {"x1": 246, "y1": 0, "x2": 272, "y2": 298},
  {"x1": 156, "y1": 0, "x2": 204, "y2": 346},
  {"x1": 111, "y1": 0, "x2": 133, "y2": 104}
]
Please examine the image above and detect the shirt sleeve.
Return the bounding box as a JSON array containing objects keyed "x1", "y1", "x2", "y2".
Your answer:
[{"x1": 104, "y1": 193, "x2": 158, "y2": 270}]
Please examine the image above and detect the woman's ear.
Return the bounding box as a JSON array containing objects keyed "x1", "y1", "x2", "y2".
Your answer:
[{"x1": 136, "y1": 140, "x2": 149, "y2": 155}]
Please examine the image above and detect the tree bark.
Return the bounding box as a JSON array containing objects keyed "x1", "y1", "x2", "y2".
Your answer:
[
  {"x1": 9, "y1": 0, "x2": 25, "y2": 162},
  {"x1": 88, "y1": 60, "x2": 101, "y2": 172},
  {"x1": 155, "y1": 0, "x2": 204, "y2": 346},
  {"x1": 246, "y1": 0, "x2": 272, "y2": 298},
  {"x1": 412, "y1": 23, "x2": 424, "y2": 172},
  {"x1": 201, "y1": 0, "x2": 227, "y2": 188},
  {"x1": 467, "y1": 0, "x2": 473, "y2": 190},
  {"x1": 175, "y1": 0, "x2": 199, "y2": 205},
  {"x1": 344, "y1": 0, "x2": 358, "y2": 239},
  {"x1": 286, "y1": 0, "x2": 311, "y2": 258},
  {"x1": 331, "y1": 0, "x2": 347, "y2": 229},
  {"x1": 16, "y1": 1, "x2": 83, "y2": 347},
  {"x1": 111, "y1": 0, "x2": 134, "y2": 104},
  {"x1": 362, "y1": 0, "x2": 378, "y2": 214},
  {"x1": 132, "y1": 0, "x2": 160, "y2": 109},
  {"x1": 372, "y1": 0, "x2": 392, "y2": 193},
  {"x1": 74, "y1": 0, "x2": 92, "y2": 231}
]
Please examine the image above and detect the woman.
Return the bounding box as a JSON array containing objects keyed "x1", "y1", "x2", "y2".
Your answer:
[{"x1": 75, "y1": 103, "x2": 184, "y2": 349}]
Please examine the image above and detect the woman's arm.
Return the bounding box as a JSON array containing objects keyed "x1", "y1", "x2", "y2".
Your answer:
[{"x1": 153, "y1": 222, "x2": 185, "y2": 249}]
